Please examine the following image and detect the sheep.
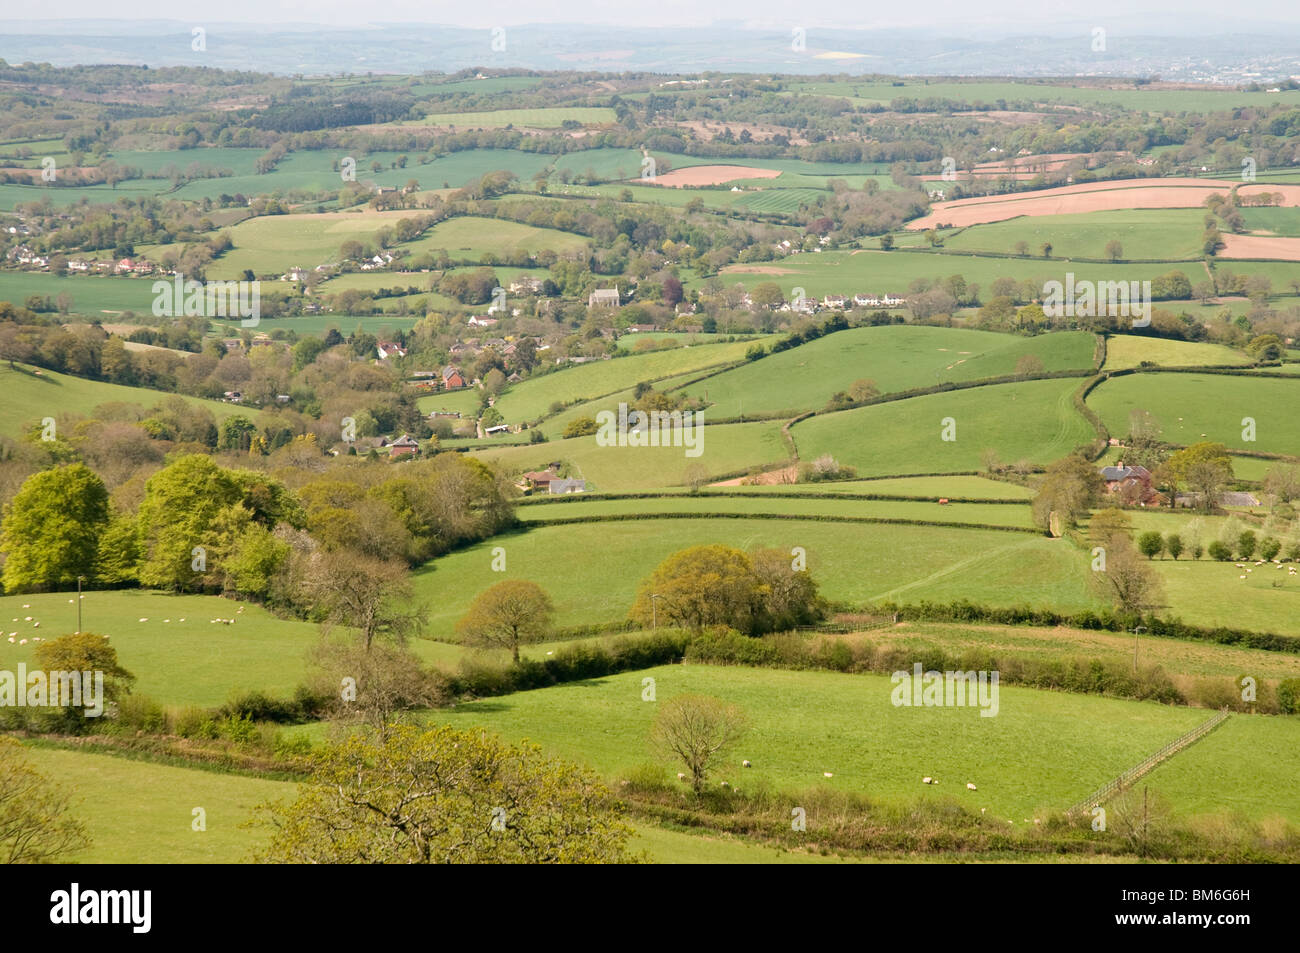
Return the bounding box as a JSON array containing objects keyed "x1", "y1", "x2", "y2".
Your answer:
[
  {"x1": 967, "y1": 783, "x2": 977, "y2": 791},
  {"x1": 5, "y1": 636, "x2": 13, "y2": 644},
  {"x1": 138, "y1": 618, "x2": 148, "y2": 623},
  {"x1": 31, "y1": 622, "x2": 38, "y2": 628},
  {"x1": 922, "y1": 776, "x2": 933, "y2": 784},
  {"x1": 18, "y1": 639, "x2": 27, "y2": 645},
  {"x1": 677, "y1": 772, "x2": 686, "y2": 781},
  {"x1": 21, "y1": 604, "x2": 29, "y2": 609},
  {"x1": 24, "y1": 616, "x2": 31, "y2": 622},
  {"x1": 823, "y1": 772, "x2": 833, "y2": 778},
  {"x1": 742, "y1": 759, "x2": 752, "y2": 768},
  {"x1": 720, "y1": 780, "x2": 729, "y2": 788}
]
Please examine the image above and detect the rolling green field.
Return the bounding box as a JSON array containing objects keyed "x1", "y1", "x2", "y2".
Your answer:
[
  {"x1": 21, "y1": 746, "x2": 289, "y2": 863},
  {"x1": 425, "y1": 664, "x2": 1209, "y2": 820},
  {"x1": 673, "y1": 326, "x2": 1096, "y2": 418},
  {"x1": 468, "y1": 419, "x2": 789, "y2": 491},
  {"x1": 407, "y1": 215, "x2": 589, "y2": 260},
  {"x1": 0, "y1": 364, "x2": 249, "y2": 439},
  {"x1": 790, "y1": 378, "x2": 1095, "y2": 477},
  {"x1": 943, "y1": 209, "x2": 1208, "y2": 261},
  {"x1": 411, "y1": 518, "x2": 1095, "y2": 634},
  {"x1": 714, "y1": 474, "x2": 1034, "y2": 498},
  {"x1": 1103, "y1": 334, "x2": 1249, "y2": 369},
  {"x1": 489, "y1": 339, "x2": 754, "y2": 423},
  {"x1": 415, "y1": 107, "x2": 617, "y2": 128},
  {"x1": 1140, "y1": 716, "x2": 1300, "y2": 822},
  {"x1": 711, "y1": 250, "x2": 1204, "y2": 300},
  {"x1": 516, "y1": 493, "x2": 1037, "y2": 529},
  {"x1": 1088, "y1": 372, "x2": 1300, "y2": 456},
  {"x1": 0, "y1": 272, "x2": 159, "y2": 316},
  {"x1": 1239, "y1": 206, "x2": 1300, "y2": 237}
]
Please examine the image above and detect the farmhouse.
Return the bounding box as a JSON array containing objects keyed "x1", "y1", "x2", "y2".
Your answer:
[
  {"x1": 548, "y1": 478, "x2": 586, "y2": 494},
  {"x1": 388, "y1": 434, "x2": 420, "y2": 458},
  {"x1": 441, "y1": 366, "x2": 467, "y2": 389},
  {"x1": 522, "y1": 469, "x2": 561, "y2": 490},
  {"x1": 1100, "y1": 461, "x2": 1161, "y2": 505},
  {"x1": 376, "y1": 341, "x2": 407, "y2": 360},
  {"x1": 509, "y1": 275, "x2": 545, "y2": 294}
]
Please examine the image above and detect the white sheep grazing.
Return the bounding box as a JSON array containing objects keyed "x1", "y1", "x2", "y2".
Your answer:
[
  {"x1": 676, "y1": 772, "x2": 686, "y2": 781},
  {"x1": 922, "y1": 776, "x2": 933, "y2": 784},
  {"x1": 18, "y1": 639, "x2": 27, "y2": 645},
  {"x1": 967, "y1": 783, "x2": 977, "y2": 791},
  {"x1": 720, "y1": 780, "x2": 729, "y2": 788},
  {"x1": 31, "y1": 622, "x2": 38, "y2": 628},
  {"x1": 742, "y1": 759, "x2": 752, "y2": 768},
  {"x1": 823, "y1": 772, "x2": 833, "y2": 778}
]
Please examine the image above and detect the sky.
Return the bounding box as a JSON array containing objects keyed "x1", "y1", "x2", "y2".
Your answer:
[{"x1": 3, "y1": 3, "x2": 1300, "y2": 31}]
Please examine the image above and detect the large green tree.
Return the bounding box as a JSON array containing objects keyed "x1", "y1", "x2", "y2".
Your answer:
[
  {"x1": 0, "y1": 464, "x2": 109, "y2": 592},
  {"x1": 255, "y1": 724, "x2": 634, "y2": 864}
]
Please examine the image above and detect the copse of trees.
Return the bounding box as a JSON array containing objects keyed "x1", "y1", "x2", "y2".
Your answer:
[
  {"x1": 1031, "y1": 454, "x2": 1105, "y2": 533},
  {"x1": 628, "y1": 543, "x2": 825, "y2": 635}
]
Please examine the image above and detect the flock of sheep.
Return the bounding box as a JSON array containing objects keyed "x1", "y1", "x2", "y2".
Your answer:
[{"x1": 1236, "y1": 560, "x2": 1299, "y2": 580}]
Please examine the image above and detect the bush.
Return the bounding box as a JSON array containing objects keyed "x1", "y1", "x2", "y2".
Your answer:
[
  {"x1": 1238, "y1": 531, "x2": 1257, "y2": 560},
  {"x1": 1165, "y1": 534, "x2": 1183, "y2": 560},
  {"x1": 1138, "y1": 531, "x2": 1165, "y2": 559},
  {"x1": 1279, "y1": 678, "x2": 1300, "y2": 715},
  {"x1": 1259, "y1": 537, "x2": 1282, "y2": 561},
  {"x1": 173, "y1": 706, "x2": 220, "y2": 739},
  {"x1": 219, "y1": 713, "x2": 259, "y2": 746},
  {"x1": 1207, "y1": 540, "x2": 1233, "y2": 561},
  {"x1": 116, "y1": 695, "x2": 168, "y2": 733},
  {"x1": 218, "y1": 690, "x2": 308, "y2": 724}
]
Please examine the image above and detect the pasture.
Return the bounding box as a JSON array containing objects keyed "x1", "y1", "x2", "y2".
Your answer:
[
  {"x1": 1087, "y1": 373, "x2": 1300, "y2": 456},
  {"x1": 406, "y1": 215, "x2": 589, "y2": 260},
  {"x1": 789, "y1": 378, "x2": 1096, "y2": 477},
  {"x1": 941, "y1": 209, "x2": 1208, "y2": 261},
  {"x1": 410, "y1": 518, "x2": 1095, "y2": 634},
  {"x1": 425, "y1": 664, "x2": 1208, "y2": 820},
  {"x1": 0, "y1": 364, "x2": 248, "y2": 439},
  {"x1": 672, "y1": 325, "x2": 1096, "y2": 418},
  {"x1": 1103, "y1": 335, "x2": 1249, "y2": 369}
]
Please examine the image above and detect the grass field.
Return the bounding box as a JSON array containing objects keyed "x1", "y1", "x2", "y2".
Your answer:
[
  {"x1": 713, "y1": 474, "x2": 1034, "y2": 498},
  {"x1": 943, "y1": 209, "x2": 1208, "y2": 261},
  {"x1": 407, "y1": 215, "x2": 589, "y2": 260},
  {"x1": 21, "y1": 746, "x2": 289, "y2": 863},
  {"x1": 424, "y1": 664, "x2": 1209, "y2": 820},
  {"x1": 490, "y1": 339, "x2": 754, "y2": 423},
  {"x1": 411, "y1": 518, "x2": 1095, "y2": 634},
  {"x1": 415, "y1": 107, "x2": 617, "y2": 128},
  {"x1": 790, "y1": 378, "x2": 1095, "y2": 477},
  {"x1": 516, "y1": 493, "x2": 1037, "y2": 529},
  {"x1": 1088, "y1": 372, "x2": 1300, "y2": 456},
  {"x1": 710, "y1": 250, "x2": 1204, "y2": 301},
  {"x1": 467, "y1": 419, "x2": 789, "y2": 491},
  {"x1": 1239, "y1": 206, "x2": 1300, "y2": 237},
  {"x1": 0, "y1": 272, "x2": 159, "y2": 316},
  {"x1": 1103, "y1": 334, "x2": 1249, "y2": 369},
  {"x1": 672, "y1": 326, "x2": 1096, "y2": 418},
  {"x1": 1140, "y1": 715, "x2": 1300, "y2": 822},
  {"x1": 0, "y1": 363, "x2": 250, "y2": 439}
]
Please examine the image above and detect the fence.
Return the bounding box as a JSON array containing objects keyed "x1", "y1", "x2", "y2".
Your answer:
[{"x1": 1065, "y1": 709, "x2": 1230, "y2": 816}]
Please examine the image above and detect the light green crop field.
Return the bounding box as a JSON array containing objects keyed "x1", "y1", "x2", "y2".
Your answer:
[
  {"x1": 414, "y1": 107, "x2": 617, "y2": 128},
  {"x1": 714, "y1": 475, "x2": 1033, "y2": 498},
  {"x1": 516, "y1": 494, "x2": 1036, "y2": 529},
  {"x1": 1239, "y1": 207, "x2": 1300, "y2": 237},
  {"x1": 417, "y1": 386, "x2": 484, "y2": 418},
  {"x1": 1140, "y1": 715, "x2": 1300, "y2": 822},
  {"x1": 1103, "y1": 334, "x2": 1249, "y2": 369},
  {"x1": 407, "y1": 215, "x2": 590, "y2": 261},
  {"x1": 425, "y1": 664, "x2": 1208, "y2": 820},
  {"x1": 1088, "y1": 373, "x2": 1300, "y2": 456},
  {"x1": 410, "y1": 518, "x2": 1094, "y2": 634},
  {"x1": 673, "y1": 326, "x2": 1096, "y2": 418},
  {"x1": 21, "y1": 746, "x2": 290, "y2": 863},
  {"x1": 710, "y1": 250, "x2": 1204, "y2": 300},
  {"x1": 943, "y1": 209, "x2": 1208, "y2": 260},
  {"x1": 790, "y1": 378, "x2": 1095, "y2": 477},
  {"x1": 0, "y1": 364, "x2": 250, "y2": 439},
  {"x1": 468, "y1": 419, "x2": 789, "y2": 491},
  {"x1": 540, "y1": 366, "x2": 730, "y2": 438},
  {"x1": 490, "y1": 339, "x2": 754, "y2": 423}
]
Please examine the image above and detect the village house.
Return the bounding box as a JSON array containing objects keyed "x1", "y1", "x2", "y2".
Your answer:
[
  {"x1": 388, "y1": 434, "x2": 420, "y2": 458},
  {"x1": 853, "y1": 293, "x2": 880, "y2": 307},
  {"x1": 467, "y1": 315, "x2": 499, "y2": 328},
  {"x1": 522, "y1": 469, "x2": 562, "y2": 491},
  {"x1": 822, "y1": 294, "x2": 848, "y2": 309},
  {"x1": 1100, "y1": 461, "x2": 1160, "y2": 505},
  {"x1": 282, "y1": 267, "x2": 308, "y2": 282},
  {"x1": 548, "y1": 477, "x2": 586, "y2": 494},
  {"x1": 376, "y1": 341, "x2": 407, "y2": 360},
  {"x1": 441, "y1": 365, "x2": 467, "y2": 389}
]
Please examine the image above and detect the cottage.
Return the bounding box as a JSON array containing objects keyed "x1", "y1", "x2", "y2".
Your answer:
[
  {"x1": 388, "y1": 434, "x2": 420, "y2": 458},
  {"x1": 548, "y1": 478, "x2": 586, "y2": 494},
  {"x1": 822, "y1": 294, "x2": 848, "y2": 309},
  {"x1": 376, "y1": 342, "x2": 407, "y2": 360},
  {"x1": 522, "y1": 470, "x2": 561, "y2": 490},
  {"x1": 441, "y1": 366, "x2": 467, "y2": 389}
]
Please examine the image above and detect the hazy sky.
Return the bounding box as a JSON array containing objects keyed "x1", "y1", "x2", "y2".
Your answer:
[{"x1": 4, "y1": 2, "x2": 1299, "y2": 30}]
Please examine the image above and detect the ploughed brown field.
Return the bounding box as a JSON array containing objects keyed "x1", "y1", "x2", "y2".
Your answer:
[
  {"x1": 907, "y1": 178, "x2": 1300, "y2": 229},
  {"x1": 1218, "y1": 233, "x2": 1300, "y2": 261}
]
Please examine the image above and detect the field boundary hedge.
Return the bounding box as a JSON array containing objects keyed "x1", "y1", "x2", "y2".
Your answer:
[{"x1": 516, "y1": 489, "x2": 1030, "y2": 506}]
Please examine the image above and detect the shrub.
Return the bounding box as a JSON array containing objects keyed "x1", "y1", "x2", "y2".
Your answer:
[
  {"x1": 1165, "y1": 534, "x2": 1184, "y2": 560},
  {"x1": 1238, "y1": 531, "x2": 1257, "y2": 560},
  {"x1": 173, "y1": 706, "x2": 220, "y2": 739},
  {"x1": 1279, "y1": 678, "x2": 1300, "y2": 715},
  {"x1": 1259, "y1": 537, "x2": 1282, "y2": 561},
  {"x1": 219, "y1": 713, "x2": 259, "y2": 746},
  {"x1": 1138, "y1": 531, "x2": 1165, "y2": 559},
  {"x1": 116, "y1": 695, "x2": 168, "y2": 734},
  {"x1": 1207, "y1": 540, "x2": 1233, "y2": 561}
]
